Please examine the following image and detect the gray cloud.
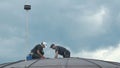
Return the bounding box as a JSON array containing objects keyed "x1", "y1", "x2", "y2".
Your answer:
[{"x1": 29, "y1": 0, "x2": 120, "y2": 50}]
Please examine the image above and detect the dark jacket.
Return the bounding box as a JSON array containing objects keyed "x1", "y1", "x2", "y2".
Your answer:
[
  {"x1": 55, "y1": 46, "x2": 70, "y2": 56},
  {"x1": 31, "y1": 44, "x2": 44, "y2": 55}
]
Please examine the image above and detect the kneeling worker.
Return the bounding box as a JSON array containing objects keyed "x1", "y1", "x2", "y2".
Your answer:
[
  {"x1": 50, "y1": 44, "x2": 70, "y2": 58},
  {"x1": 30, "y1": 42, "x2": 47, "y2": 59}
]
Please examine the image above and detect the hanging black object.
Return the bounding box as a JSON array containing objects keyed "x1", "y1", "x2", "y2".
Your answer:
[{"x1": 24, "y1": 5, "x2": 31, "y2": 10}]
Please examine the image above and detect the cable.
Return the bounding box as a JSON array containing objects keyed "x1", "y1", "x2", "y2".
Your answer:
[
  {"x1": 26, "y1": 59, "x2": 40, "y2": 68},
  {"x1": 64, "y1": 58, "x2": 69, "y2": 68},
  {"x1": 0, "y1": 60, "x2": 24, "y2": 68},
  {"x1": 3, "y1": 59, "x2": 39, "y2": 68},
  {"x1": 85, "y1": 58, "x2": 120, "y2": 67},
  {"x1": 97, "y1": 60, "x2": 120, "y2": 67},
  {"x1": 107, "y1": 62, "x2": 120, "y2": 66},
  {"x1": 79, "y1": 58, "x2": 102, "y2": 68}
]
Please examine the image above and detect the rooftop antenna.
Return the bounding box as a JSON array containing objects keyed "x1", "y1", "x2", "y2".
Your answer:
[{"x1": 24, "y1": 0, "x2": 31, "y2": 62}]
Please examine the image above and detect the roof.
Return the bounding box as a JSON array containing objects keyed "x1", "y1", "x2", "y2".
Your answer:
[{"x1": 0, "y1": 57, "x2": 120, "y2": 68}]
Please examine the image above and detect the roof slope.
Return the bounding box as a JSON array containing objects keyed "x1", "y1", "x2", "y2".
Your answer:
[{"x1": 0, "y1": 58, "x2": 120, "y2": 68}]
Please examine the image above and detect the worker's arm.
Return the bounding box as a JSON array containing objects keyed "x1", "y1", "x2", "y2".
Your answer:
[
  {"x1": 54, "y1": 51, "x2": 58, "y2": 58},
  {"x1": 37, "y1": 50, "x2": 45, "y2": 59}
]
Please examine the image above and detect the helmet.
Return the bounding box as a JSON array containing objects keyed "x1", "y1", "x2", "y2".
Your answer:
[{"x1": 41, "y1": 42, "x2": 47, "y2": 48}]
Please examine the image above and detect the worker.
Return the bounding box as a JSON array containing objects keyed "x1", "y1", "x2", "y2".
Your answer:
[
  {"x1": 50, "y1": 44, "x2": 70, "y2": 58},
  {"x1": 30, "y1": 42, "x2": 47, "y2": 59}
]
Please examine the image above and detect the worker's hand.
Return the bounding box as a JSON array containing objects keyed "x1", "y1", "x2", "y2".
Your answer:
[
  {"x1": 54, "y1": 56, "x2": 58, "y2": 59},
  {"x1": 41, "y1": 56, "x2": 46, "y2": 59}
]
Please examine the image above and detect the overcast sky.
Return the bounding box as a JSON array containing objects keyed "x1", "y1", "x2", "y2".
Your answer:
[{"x1": 0, "y1": 0, "x2": 120, "y2": 63}]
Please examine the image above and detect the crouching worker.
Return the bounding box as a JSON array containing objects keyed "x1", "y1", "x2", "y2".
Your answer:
[
  {"x1": 30, "y1": 42, "x2": 47, "y2": 59},
  {"x1": 50, "y1": 44, "x2": 70, "y2": 58}
]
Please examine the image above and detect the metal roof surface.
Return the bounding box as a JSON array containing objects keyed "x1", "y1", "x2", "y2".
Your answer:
[{"x1": 0, "y1": 58, "x2": 120, "y2": 68}]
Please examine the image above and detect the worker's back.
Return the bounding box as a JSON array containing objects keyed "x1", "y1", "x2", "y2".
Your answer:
[{"x1": 56, "y1": 46, "x2": 70, "y2": 55}]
